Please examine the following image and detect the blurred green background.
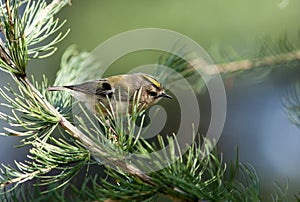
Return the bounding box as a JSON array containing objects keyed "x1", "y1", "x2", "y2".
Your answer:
[
  {"x1": 1, "y1": 0, "x2": 300, "y2": 201},
  {"x1": 29, "y1": 0, "x2": 300, "y2": 80}
]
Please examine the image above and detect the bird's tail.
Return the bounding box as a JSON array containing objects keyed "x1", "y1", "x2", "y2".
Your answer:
[{"x1": 47, "y1": 86, "x2": 68, "y2": 91}]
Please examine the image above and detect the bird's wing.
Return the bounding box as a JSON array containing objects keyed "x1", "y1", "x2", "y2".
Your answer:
[{"x1": 64, "y1": 79, "x2": 115, "y2": 97}]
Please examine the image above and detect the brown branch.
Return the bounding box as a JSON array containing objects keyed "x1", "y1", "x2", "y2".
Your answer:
[
  {"x1": 5, "y1": 0, "x2": 14, "y2": 36},
  {"x1": 190, "y1": 50, "x2": 300, "y2": 75}
]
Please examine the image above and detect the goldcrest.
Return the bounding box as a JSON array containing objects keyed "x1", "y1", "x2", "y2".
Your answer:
[{"x1": 48, "y1": 73, "x2": 172, "y2": 117}]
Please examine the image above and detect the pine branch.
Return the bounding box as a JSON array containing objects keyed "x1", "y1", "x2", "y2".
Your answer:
[
  {"x1": 200, "y1": 50, "x2": 300, "y2": 75},
  {"x1": 0, "y1": 7, "x2": 154, "y2": 188},
  {"x1": 160, "y1": 48, "x2": 300, "y2": 79},
  {"x1": 157, "y1": 40, "x2": 300, "y2": 94},
  {"x1": 0, "y1": 167, "x2": 52, "y2": 189}
]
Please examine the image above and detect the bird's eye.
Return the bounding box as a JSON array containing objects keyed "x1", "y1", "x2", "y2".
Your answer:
[
  {"x1": 149, "y1": 91, "x2": 157, "y2": 97},
  {"x1": 102, "y1": 82, "x2": 112, "y2": 90}
]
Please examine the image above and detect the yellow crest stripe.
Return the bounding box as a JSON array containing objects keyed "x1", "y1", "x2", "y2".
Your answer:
[{"x1": 143, "y1": 75, "x2": 161, "y2": 88}]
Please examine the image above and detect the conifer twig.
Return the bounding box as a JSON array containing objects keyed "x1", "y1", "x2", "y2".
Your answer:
[
  {"x1": 0, "y1": 167, "x2": 52, "y2": 188},
  {"x1": 190, "y1": 50, "x2": 300, "y2": 75},
  {"x1": 24, "y1": 0, "x2": 71, "y2": 37}
]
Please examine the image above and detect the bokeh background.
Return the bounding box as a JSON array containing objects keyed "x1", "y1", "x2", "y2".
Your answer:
[{"x1": 1, "y1": 0, "x2": 300, "y2": 201}]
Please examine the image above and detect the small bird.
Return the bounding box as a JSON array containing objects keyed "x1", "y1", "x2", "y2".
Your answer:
[{"x1": 48, "y1": 73, "x2": 172, "y2": 117}]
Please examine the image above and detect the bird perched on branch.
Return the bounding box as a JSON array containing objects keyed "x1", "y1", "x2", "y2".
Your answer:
[{"x1": 48, "y1": 73, "x2": 172, "y2": 117}]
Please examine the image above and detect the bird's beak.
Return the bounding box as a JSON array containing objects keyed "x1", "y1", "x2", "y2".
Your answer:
[{"x1": 161, "y1": 92, "x2": 172, "y2": 99}]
